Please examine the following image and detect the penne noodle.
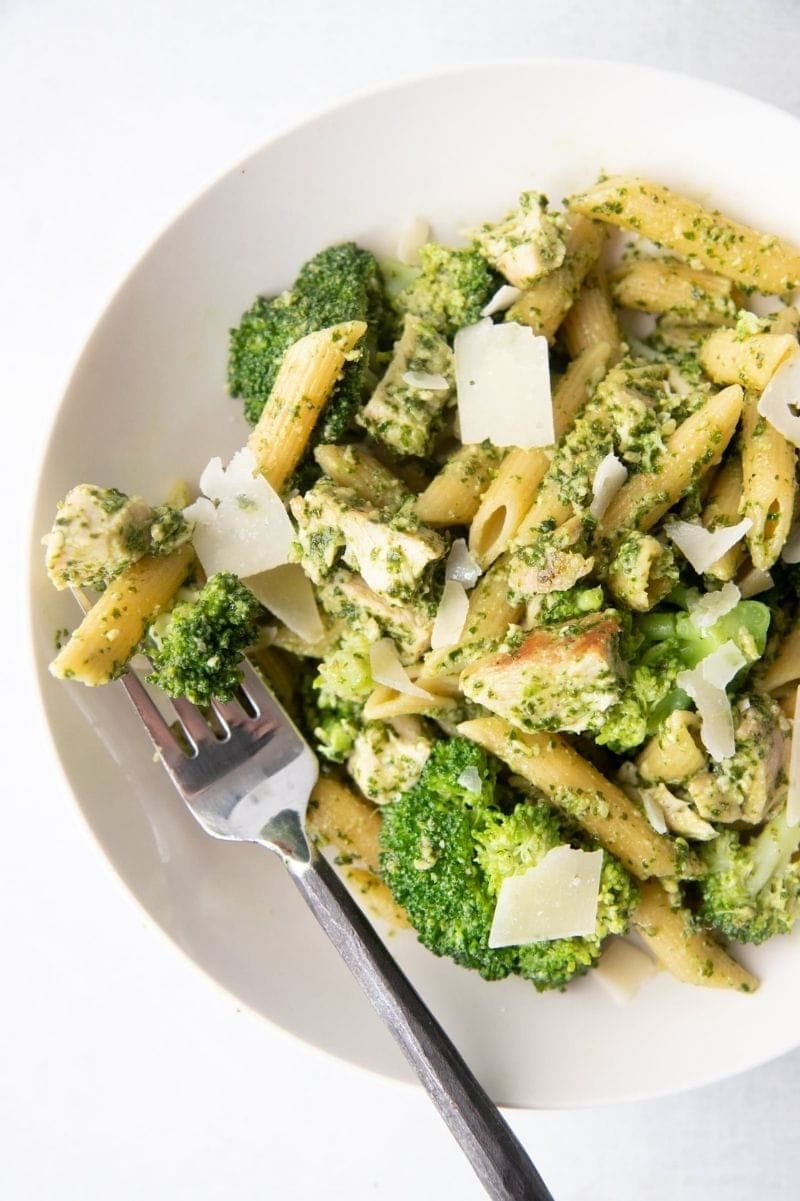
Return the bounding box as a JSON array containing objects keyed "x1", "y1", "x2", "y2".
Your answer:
[
  {"x1": 506, "y1": 216, "x2": 607, "y2": 342},
  {"x1": 50, "y1": 545, "x2": 195, "y2": 686},
  {"x1": 249, "y1": 321, "x2": 367, "y2": 492},
  {"x1": 570, "y1": 176, "x2": 800, "y2": 293},
  {"x1": 314, "y1": 443, "x2": 409, "y2": 511},
  {"x1": 610, "y1": 257, "x2": 736, "y2": 326},
  {"x1": 458, "y1": 716, "x2": 699, "y2": 880},
  {"x1": 739, "y1": 391, "x2": 797, "y2": 570},
  {"x1": 414, "y1": 442, "x2": 504, "y2": 527},
  {"x1": 633, "y1": 881, "x2": 758, "y2": 992},
  {"x1": 469, "y1": 447, "x2": 551, "y2": 568},
  {"x1": 701, "y1": 458, "x2": 747, "y2": 581},
  {"x1": 598, "y1": 385, "x2": 743, "y2": 534},
  {"x1": 562, "y1": 270, "x2": 624, "y2": 361},
  {"x1": 698, "y1": 328, "x2": 797, "y2": 391}
]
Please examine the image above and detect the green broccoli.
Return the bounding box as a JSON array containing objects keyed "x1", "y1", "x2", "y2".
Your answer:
[
  {"x1": 148, "y1": 572, "x2": 263, "y2": 705},
  {"x1": 228, "y1": 242, "x2": 387, "y2": 434},
  {"x1": 698, "y1": 806, "x2": 800, "y2": 943},
  {"x1": 597, "y1": 595, "x2": 771, "y2": 753},
  {"x1": 380, "y1": 738, "x2": 638, "y2": 990},
  {"x1": 386, "y1": 244, "x2": 499, "y2": 339}
]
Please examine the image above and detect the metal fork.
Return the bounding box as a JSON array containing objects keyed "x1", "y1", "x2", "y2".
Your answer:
[{"x1": 100, "y1": 651, "x2": 554, "y2": 1201}]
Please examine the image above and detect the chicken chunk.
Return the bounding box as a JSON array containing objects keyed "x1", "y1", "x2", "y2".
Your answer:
[
  {"x1": 686, "y1": 694, "x2": 790, "y2": 825},
  {"x1": 347, "y1": 717, "x2": 433, "y2": 805},
  {"x1": 290, "y1": 478, "x2": 445, "y2": 601},
  {"x1": 460, "y1": 611, "x2": 625, "y2": 735},
  {"x1": 44, "y1": 484, "x2": 155, "y2": 591}
]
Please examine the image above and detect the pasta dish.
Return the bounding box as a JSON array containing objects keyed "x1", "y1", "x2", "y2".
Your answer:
[{"x1": 42, "y1": 175, "x2": 800, "y2": 998}]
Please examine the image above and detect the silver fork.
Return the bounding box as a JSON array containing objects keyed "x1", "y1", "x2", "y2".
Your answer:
[{"x1": 99, "y1": 651, "x2": 554, "y2": 1201}]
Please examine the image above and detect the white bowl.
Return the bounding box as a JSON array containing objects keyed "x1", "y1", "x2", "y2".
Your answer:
[{"x1": 29, "y1": 59, "x2": 800, "y2": 1108}]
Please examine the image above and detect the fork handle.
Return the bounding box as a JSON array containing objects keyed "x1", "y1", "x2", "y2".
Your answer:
[{"x1": 286, "y1": 852, "x2": 554, "y2": 1201}]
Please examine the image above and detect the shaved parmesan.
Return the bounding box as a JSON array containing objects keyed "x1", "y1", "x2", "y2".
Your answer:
[
  {"x1": 757, "y1": 351, "x2": 800, "y2": 447},
  {"x1": 590, "y1": 453, "x2": 628, "y2": 519},
  {"x1": 245, "y1": 563, "x2": 324, "y2": 645},
  {"x1": 688, "y1": 581, "x2": 741, "y2": 631},
  {"x1": 677, "y1": 641, "x2": 746, "y2": 762},
  {"x1": 738, "y1": 566, "x2": 774, "y2": 598},
  {"x1": 665, "y1": 517, "x2": 752, "y2": 575},
  {"x1": 640, "y1": 789, "x2": 667, "y2": 834},
  {"x1": 593, "y1": 938, "x2": 658, "y2": 1004},
  {"x1": 781, "y1": 526, "x2": 800, "y2": 564},
  {"x1": 402, "y1": 370, "x2": 450, "y2": 391},
  {"x1": 396, "y1": 216, "x2": 431, "y2": 266},
  {"x1": 446, "y1": 538, "x2": 481, "y2": 588},
  {"x1": 183, "y1": 446, "x2": 293, "y2": 578},
  {"x1": 454, "y1": 319, "x2": 553, "y2": 448},
  {"x1": 457, "y1": 766, "x2": 483, "y2": 794},
  {"x1": 369, "y1": 638, "x2": 433, "y2": 700},
  {"x1": 488, "y1": 846, "x2": 603, "y2": 948},
  {"x1": 788, "y1": 694, "x2": 800, "y2": 828},
  {"x1": 480, "y1": 284, "x2": 522, "y2": 317},
  {"x1": 431, "y1": 579, "x2": 469, "y2": 651}
]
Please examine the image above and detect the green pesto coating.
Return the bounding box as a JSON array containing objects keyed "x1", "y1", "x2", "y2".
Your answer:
[
  {"x1": 698, "y1": 806, "x2": 800, "y2": 943},
  {"x1": 147, "y1": 572, "x2": 263, "y2": 705},
  {"x1": 380, "y1": 738, "x2": 638, "y2": 991},
  {"x1": 388, "y1": 243, "x2": 499, "y2": 339}
]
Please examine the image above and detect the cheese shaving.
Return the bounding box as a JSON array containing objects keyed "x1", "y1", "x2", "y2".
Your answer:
[
  {"x1": 480, "y1": 284, "x2": 523, "y2": 317},
  {"x1": 781, "y1": 526, "x2": 800, "y2": 564},
  {"x1": 688, "y1": 582, "x2": 741, "y2": 631},
  {"x1": 589, "y1": 453, "x2": 628, "y2": 519},
  {"x1": 369, "y1": 638, "x2": 434, "y2": 700},
  {"x1": 665, "y1": 517, "x2": 752, "y2": 575},
  {"x1": 488, "y1": 846, "x2": 603, "y2": 947},
  {"x1": 446, "y1": 538, "x2": 481, "y2": 588},
  {"x1": 244, "y1": 563, "x2": 324, "y2": 645},
  {"x1": 788, "y1": 693, "x2": 800, "y2": 828},
  {"x1": 396, "y1": 216, "x2": 431, "y2": 266},
  {"x1": 640, "y1": 789, "x2": 667, "y2": 834},
  {"x1": 738, "y1": 566, "x2": 774, "y2": 598},
  {"x1": 677, "y1": 641, "x2": 746, "y2": 761},
  {"x1": 593, "y1": 938, "x2": 659, "y2": 1004},
  {"x1": 183, "y1": 446, "x2": 293, "y2": 578},
  {"x1": 457, "y1": 766, "x2": 483, "y2": 794},
  {"x1": 454, "y1": 319, "x2": 553, "y2": 448},
  {"x1": 430, "y1": 579, "x2": 469, "y2": 651},
  {"x1": 757, "y1": 350, "x2": 800, "y2": 447},
  {"x1": 401, "y1": 370, "x2": 450, "y2": 391}
]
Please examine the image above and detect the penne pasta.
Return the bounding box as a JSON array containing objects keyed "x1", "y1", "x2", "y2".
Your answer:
[
  {"x1": 314, "y1": 442, "x2": 409, "y2": 510},
  {"x1": 414, "y1": 442, "x2": 504, "y2": 526},
  {"x1": 50, "y1": 544, "x2": 195, "y2": 686},
  {"x1": 468, "y1": 447, "x2": 551, "y2": 568},
  {"x1": 760, "y1": 618, "x2": 800, "y2": 693},
  {"x1": 610, "y1": 257, "x2": 736, "y2": 326},
  {"x1": 698, "y1": 328, "x2": 797, "y2": 391},
  {"x1": 598, "y1": 385, "x2": 743, "y2": 534},
  {"x1": 570, "y1": 176, "x2": 800, "y2": 293},
  {"x1": 739, "y1": 391, "x2": 797, "y2": 570},
  {"x1": 458, "y1": 716, "x2": 699, "y2": 880},
  {"x1": 700, "y1": 458, "x2": 747, "y2": 581},
  {"x1": 633, "y1": 881, "x2": 757, "y2": 992},
  {"x1": 562, "y1": 270, "x2": 624, "y2": 361},
  {"x1": 249, "y1": 321, "x2": 367, "y2": 492},
  {"x1": 505, "y1": 216, "x2": 607, "y2": 341}
]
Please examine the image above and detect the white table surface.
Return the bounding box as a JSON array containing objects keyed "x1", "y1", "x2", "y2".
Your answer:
[{"x1": 5, "y1": 2, "x2": 800, "y2": 1198}]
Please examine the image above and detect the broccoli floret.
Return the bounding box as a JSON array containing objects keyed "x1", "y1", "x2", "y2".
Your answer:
[
  {"x1": 698, "y1": 806, "x2": 800, "y2": 943},
  {"x1": 597, "y1": 596, "x2": 771, "y2": 753},
  {"x1": 147, "y1": 572, "x2": 263, "y2": 705},
  {"x1": 380, "y1": 738, "x2": 638, "y2": 990},
  {"x1": 228, "y1": 242, "x2": 387, "y2": 435},
  {"x1": 389, "y1": 244, "x2": 499, "y2": 339}
]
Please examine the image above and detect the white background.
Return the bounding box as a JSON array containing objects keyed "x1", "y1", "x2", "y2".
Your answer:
[{"x1": 4, "y1": 2, "x2": 800, "y2": 1198}]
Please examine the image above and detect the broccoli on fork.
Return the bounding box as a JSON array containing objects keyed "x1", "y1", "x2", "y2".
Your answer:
[
  {"x1": 380, "y1": 738, "x2": 638, "y2": 990},
  {"x1": 147, "y1": 572, "x2": 264, "y2": 705}
]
